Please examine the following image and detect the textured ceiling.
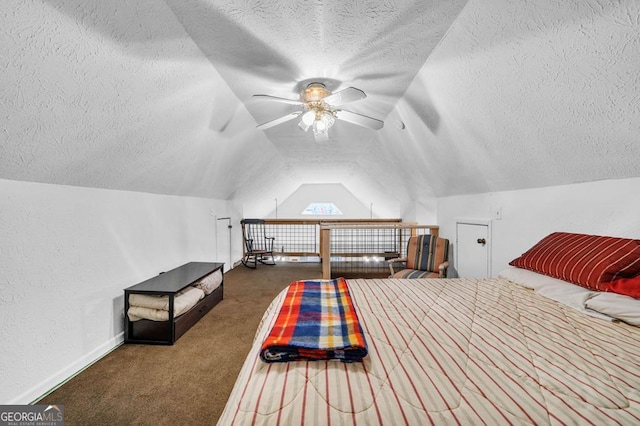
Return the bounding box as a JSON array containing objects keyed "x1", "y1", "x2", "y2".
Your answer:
[{"x1": 1, "y1": 0, "x2": 639, "y2": 206}]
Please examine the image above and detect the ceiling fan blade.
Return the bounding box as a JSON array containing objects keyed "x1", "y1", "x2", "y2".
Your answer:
[
  {"x1": 253, "y1": 94, "x2": 303, "y2": 106},
  {"x1": 335, "y1": 110, "x2": 384, "y2": 130},
  {"x1": 256, "y1": 112, "x2": 302, "y2": 130},
  {"x1": 323, "y1": 87, "x2": 366, "y2": 106}
]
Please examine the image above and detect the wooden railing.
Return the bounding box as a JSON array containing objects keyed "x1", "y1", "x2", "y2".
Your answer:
[
  {"x1": 319, "y1": 222, "x2": 438, "y2": 279},
  {"x1": 242, "y1": 219, "x2": 438, "y2": 279}
]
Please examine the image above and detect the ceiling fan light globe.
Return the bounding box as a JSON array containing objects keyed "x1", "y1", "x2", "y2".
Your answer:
[
  {"x1": 321, "y1": 112, "x2": 335, "y2": 128},
  {"x1": 301, "y1": 110, "x2": 315, "y2": 126}
]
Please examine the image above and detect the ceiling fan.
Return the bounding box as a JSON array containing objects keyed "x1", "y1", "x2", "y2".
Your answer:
[{"x1": 253, "y1": 82, "x2": 384, "y2": 140}]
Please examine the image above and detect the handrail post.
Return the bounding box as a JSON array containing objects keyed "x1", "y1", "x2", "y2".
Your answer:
[{"x1": 320, "y1": 227, "x2": 331, "y2": 279}]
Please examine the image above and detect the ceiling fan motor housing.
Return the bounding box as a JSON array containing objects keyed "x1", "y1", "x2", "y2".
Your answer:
[{"x1": 301, "y1": 83, "x2": 331, "y2": 103}]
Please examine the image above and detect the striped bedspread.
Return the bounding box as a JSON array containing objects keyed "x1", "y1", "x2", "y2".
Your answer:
[
  {"x1": 218, "y1": 277, "x2": 640, "y2": 425},
  {"x1": 260, "y1": 278, "x2": 367, "y2": 363}
]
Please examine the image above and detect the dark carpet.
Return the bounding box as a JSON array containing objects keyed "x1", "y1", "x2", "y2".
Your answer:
[{"x1": 39, "y1": 263, "x2": 325, "y2": 425}]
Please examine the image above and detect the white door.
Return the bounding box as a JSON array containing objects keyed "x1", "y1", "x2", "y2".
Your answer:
[
  {"x1": 216, "y1": 217, "x2": 233, "y2": 270},
  {"x1": 456, "y1": 222, "x2": 490, "y2": 278}
]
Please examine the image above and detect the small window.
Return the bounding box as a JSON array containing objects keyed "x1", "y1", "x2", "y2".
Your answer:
[{"x1": 302, "y1": 203, "x2": 343, "y2": 215}]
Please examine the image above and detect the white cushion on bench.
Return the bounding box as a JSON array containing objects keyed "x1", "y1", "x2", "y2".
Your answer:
[{"x1": 127, "y1": 286, "x2": 204, "y2": 321}]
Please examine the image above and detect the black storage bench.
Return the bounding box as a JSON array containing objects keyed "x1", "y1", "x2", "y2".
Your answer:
[{"x1": 124, "y1": 262, "x2": 224, "y2": 345}]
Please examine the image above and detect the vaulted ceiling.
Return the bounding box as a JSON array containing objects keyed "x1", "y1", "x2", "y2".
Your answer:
[{"x1": 2, "y1": 0, "x2": 639, "y2": 207}]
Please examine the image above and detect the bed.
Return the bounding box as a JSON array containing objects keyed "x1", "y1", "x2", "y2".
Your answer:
[{"x1": 218, "y1": 232, "x2": 640, "y2": 425}]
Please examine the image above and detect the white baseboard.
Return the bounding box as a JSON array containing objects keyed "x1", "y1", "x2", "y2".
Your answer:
[{"x1": 10, "y1": 332, "x2": 124, "y2": 405}]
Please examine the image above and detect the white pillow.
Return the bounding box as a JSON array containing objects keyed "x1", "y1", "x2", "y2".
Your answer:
[
  {"x1": 586, "y1": 293, "x2": 640, "y2": 326},
  {"x1": 498, "y1": 266, "x2": 573, "y2": 291},
  {"x1": 498, "y1": 267, "x2": 613, "y2": 321},
  {"x1": 536, "y1": 281, "x2": 598, "y2": 314}
]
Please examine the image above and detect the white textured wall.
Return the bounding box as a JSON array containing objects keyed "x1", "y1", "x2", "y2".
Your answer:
[
  {"x1": 436, "y1": 177, "x2": 640, "y2": 277},
  {"x1": 401, "y1": 199, "x2": 438, "y2": 225},
  {"x1": 0, "y1": 0, "x2": 277, "y2": 200},
  {"x1": 4, "y1": 0, "x2": 639, "y2": 214},
  {"x1": 264, "y1": 184, "x2": 372, "y2": 219},
  {"x1": 0, "y1": 179, "x2": 228, "y2": 404},
  {"x1": 240, "y1": 180, "x2": 401, "y2": 220},
  {"x1": 382, "y1": 0, "x2": 640, "y2": 198}
]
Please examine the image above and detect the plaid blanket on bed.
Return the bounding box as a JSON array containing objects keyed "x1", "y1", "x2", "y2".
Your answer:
[{"x1": 260, "y1": 277, "x2": 368, "y2": 363}]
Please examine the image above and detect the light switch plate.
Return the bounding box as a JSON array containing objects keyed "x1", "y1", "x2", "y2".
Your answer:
[{"x1": 494, "y1": 207, "x2": 502, "y2": 220}]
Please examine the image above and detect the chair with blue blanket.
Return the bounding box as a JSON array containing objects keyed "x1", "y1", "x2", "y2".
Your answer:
[{"x1": 387, "y1": 234, "x2": 450, "y2": 278}]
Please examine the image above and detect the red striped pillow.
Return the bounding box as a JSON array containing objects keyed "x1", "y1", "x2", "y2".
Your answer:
[{"x1": 509, "y1": 232, "x2": 640, "y2": 296}]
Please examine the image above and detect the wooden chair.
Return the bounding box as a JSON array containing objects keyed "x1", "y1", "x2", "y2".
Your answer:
[
  {"x1": 387, "y1": 234, "x2": 449, "y2": 278},
  {"x1": 241, "y1": 219, "x2": 276, "y2": 268}
]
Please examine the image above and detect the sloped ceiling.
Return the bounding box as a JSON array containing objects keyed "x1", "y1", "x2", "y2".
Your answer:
[{"x1": 1, "y1": 0, "x2": 639, "y2": 204}]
